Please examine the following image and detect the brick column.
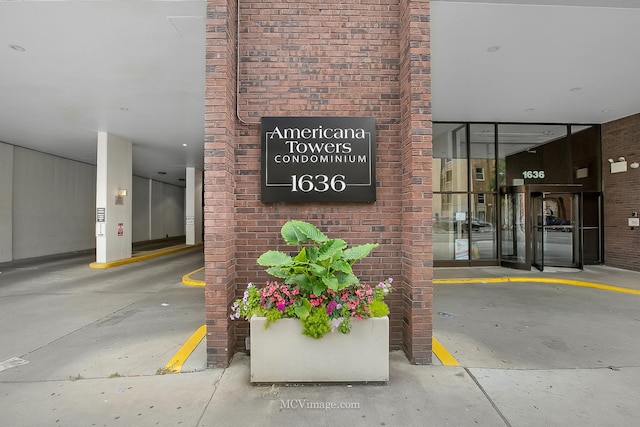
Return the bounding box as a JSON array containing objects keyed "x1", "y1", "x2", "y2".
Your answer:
[
  {"x1": 204, "y1": 0, "x2": 238, "y2": 368},
  {"x1": 399, "y1": 0, "x2": 433, "y2": 364}
]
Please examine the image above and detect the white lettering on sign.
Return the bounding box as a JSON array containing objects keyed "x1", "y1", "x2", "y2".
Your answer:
[
  {"x1": 522, "y1": 170, "x2": 545, "y2": 179},
  {"x1": 291, "y1": 174, "x2": 347, "y2": 193},
  {"x1": 270, "y1": 126, "x2": 366, "y2": 140}
]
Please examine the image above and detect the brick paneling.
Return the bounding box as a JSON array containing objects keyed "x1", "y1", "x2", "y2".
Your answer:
[
  {"x1": 398, "y1": 0, "x2": 433, "y2": 365},
  {"x1": 205, "y1": 0, "x2": 432, "y2": 367},
  {"x1": 602, "y1": 113, "x2": 640, "y2": 271}
]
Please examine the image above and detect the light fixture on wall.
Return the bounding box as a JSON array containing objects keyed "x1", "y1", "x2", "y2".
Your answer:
[
  {"x1": 631, "y1": 162, "x2": 639, "y2": 169},
  {"x1": 610, "y1": 157, "x2": 628, "y2": 174},
  {"x1": 118, "y1": 189, "x2": 127, "y2": 196}
]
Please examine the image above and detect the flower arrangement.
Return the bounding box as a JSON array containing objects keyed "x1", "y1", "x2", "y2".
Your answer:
[{"x1": 230, "y1": 220, "x2": 393, "y2": 339}]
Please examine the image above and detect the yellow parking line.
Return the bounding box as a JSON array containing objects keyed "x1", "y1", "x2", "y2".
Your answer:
[
  {"x1": 182, "y1": 267, "x2": 205, "y2": 287},
  {"x1": 89, "y1": 244, "x2": 202, "y2": 269},
  {"x1": 164, "y1": 325, "x2": 206, "y2": 373},
  {"x1": 434, "y1": 277, "x2": 640, "y2": 295},
  {"x1": 432, "y1": 336, "x2": 459, "y2": 366}
]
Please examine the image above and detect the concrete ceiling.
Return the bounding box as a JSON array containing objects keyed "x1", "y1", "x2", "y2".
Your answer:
[{"x1": 1, "y1": 1, "x2": 639, "y2": 186}]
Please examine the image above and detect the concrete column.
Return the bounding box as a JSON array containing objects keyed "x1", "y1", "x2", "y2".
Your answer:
[
  {"x1": 185, "y1": 167, "x2": 203, "y2": 245},
  {"x1": 95, "y1": 132, "x2": 133, "y2": 263}
]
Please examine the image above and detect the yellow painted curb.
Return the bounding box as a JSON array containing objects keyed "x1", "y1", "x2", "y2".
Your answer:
[
  {"x1": 432, "y1": 336, "x2": 460, "y2": 366},
  {"x1": 164, "y1": 325, "x2": 206, "y2": 373},
  {"x1": 434, "y1": 277, "x2": 640, "y2": 295},
  {"x1": 182, "y1": 267, "x2": 205, "y2": 287},
  {"x1": 89, "y1": 243, "x2": 202, "y2": 269}
]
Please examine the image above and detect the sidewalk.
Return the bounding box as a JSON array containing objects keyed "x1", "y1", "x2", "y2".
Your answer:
[{"x1": 2, "y1": 259, "x2": 640, "y2": 426}]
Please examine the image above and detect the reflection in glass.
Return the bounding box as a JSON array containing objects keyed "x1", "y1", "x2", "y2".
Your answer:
[
  {"x1": 471, "y1": 193, "x2": 497, "y2": 259},
  {"x1": 433, "y1": 124, "x2": 467, "y2": 192},
  {"x1": 501, "y1": 191, "x2": 526, "y2": 263},
  {"x1": 433, "y1": 193, "x2": 469, "y2": 260}
]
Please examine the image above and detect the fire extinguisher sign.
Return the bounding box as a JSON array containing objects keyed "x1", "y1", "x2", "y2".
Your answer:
[{"x1": 117, "y1": 223, "x2": 124, "y2": 236}]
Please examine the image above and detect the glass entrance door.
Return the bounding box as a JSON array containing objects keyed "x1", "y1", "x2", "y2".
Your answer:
[
  {"x1": 531, "y1": 192, "x2": 582, "y2": 271},
  {"x1": 500, "y1": 187, "x2": 529, "y2": 270},
  {"x1": 501, "y1": 185, "x2": 583, "y2": 271}
]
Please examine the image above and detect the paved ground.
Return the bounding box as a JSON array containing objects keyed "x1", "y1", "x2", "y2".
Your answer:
[{"x1": 1, "y1": 250, "x2": 640, "y2": 426}]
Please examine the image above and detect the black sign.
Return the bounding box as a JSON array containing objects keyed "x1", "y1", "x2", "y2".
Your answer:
[{"x1": 261, "y1": 116, "x2": 376, "y2": 202}]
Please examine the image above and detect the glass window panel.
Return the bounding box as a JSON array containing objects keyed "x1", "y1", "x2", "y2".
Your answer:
[
  {"x1": 498, "y1": 124, "x2": 568, "y2": 186},
  {"x1": 471, "y1": 193, "x2": 497, "y2": 260},
  {"x1": 469, "y1": 124, "x2": 496, "y2": 191},
  {"x1": 433, "y1": 193, "x2": 469, "y2": 260},
  {"x1": 501, "y1": 191, "x2": 526, "y2": 263},
  {"x1": 433, "y1": 123, "x2": 468, "y2": 192}
]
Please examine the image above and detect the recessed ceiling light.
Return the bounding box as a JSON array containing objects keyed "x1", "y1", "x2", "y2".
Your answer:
[
  {"x1": 486, "y1": 46, "x2": 500, "y2": 53},
  {"x1": 9, "y1": 44, "x2": 26, "y2": 52},
  {"x1": 569, "y1": 87, "x2": 581, "y2": 92},
  {"x1": 601, "y1": 109, "x2": 612, "y2": 113},
  {"x1": 158, "y1": 171, "x2": 167, "y2": 175},
  {"x1": 524, "y1": 108, "x2": 535, "y2": 112},
  {"x1": 120, "y1": 107, "x2": 129, "y2": 111},
  {"x1": 182, "y1": 143, "x2": 188, "y2": 147}
]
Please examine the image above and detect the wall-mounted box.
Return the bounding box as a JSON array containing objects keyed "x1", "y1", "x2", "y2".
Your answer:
[{"x1": 611, "y1": 161, "x2": 627, "y2": 174}]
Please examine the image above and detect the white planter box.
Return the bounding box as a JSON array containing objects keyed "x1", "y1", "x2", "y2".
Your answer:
[{"x1": 249, "y1": 316, "x2": 389, "y2": 383}]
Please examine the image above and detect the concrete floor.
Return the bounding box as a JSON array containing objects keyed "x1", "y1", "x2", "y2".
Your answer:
[{"x1": 1, "y1": 252, "x2": 640, "y2": 426}]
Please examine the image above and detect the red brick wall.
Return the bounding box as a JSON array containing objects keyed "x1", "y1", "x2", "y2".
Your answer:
[
  {"x1": 203, "y1": 0, "x2": 239, "y2": 368},
  {"x1": 398, "y1": 0, "x2": 433, "y2": 365},
  {"x1": 205, "y1": 0, "x2": 432, "y2": 367},
  {"x1": 602, "y1": 113, "x2": 640, "y2": 271}
]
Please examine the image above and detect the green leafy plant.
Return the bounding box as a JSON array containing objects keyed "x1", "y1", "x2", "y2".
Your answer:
[
  {"x1": 231, "y1": 220, "x2": 394, "y2": 339},
  {"x1": 256, "y1": 220, "x2": 378, "y2": 297}
]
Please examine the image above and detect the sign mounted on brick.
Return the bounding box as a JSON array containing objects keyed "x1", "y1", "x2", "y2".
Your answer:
[{"x1": 261, "y1": 116, "x2": 376, "y2": 202}]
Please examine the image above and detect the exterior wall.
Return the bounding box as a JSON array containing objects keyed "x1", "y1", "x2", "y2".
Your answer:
[
  {"x1": 0, "y1": 143, "x2": 14, "y2": 262},
  {"x1": 602, "y1": 113, "x2": 640, "y2": 271},
  {"x1": 12, "y1": 146, "x2": 96, "y2": 259},
  {"x1": 0, "y1": 143, "x2": 185, "y2": 262},
  {"x1": 133, "y1": 177, "x2": 186, "y2": 243},
  {"x1": 150, "y1": 180, "x2": 185, "y2": 240},
  {"x1": 204, "y1": 0, "x2": 432, "y2": 367},
  {"x1": 132, "y1": 176, "x2": 152, "y2": 242}
]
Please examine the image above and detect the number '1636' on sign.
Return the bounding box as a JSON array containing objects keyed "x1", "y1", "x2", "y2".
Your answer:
[{"x1": 291, "y1": 174, "x2": 347, "y2": 193}]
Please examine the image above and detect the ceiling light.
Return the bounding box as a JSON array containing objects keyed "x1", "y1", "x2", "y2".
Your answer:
[
  {"x1": 178, "y1": 178, "x2": 185, "y2": 181},
  {"x1": 486, "y1": 46, "x2": 500, "y2": 53},
  {"x1": 158, "y1": 171, "x2": 167, "y2": 175},
  {"x1": 120, "y1": 107, "x2": 129, "y2": 111},
  {"x1": 569, "y1": 87, "x2": 581, "y2": 92},
  {"x1": 9, "y1": 44, "x2": 26, "y2": 52},
  {"x1": 182, "y1": 143, "x2": 188, "y2": 147},
  {"x1": 524, "y1": 108, "x2": 534, "y2": 112}
]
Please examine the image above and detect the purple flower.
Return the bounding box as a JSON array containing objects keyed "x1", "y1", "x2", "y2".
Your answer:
[
  {"x1": 331, "y1": 317, "x2": 343, "y2": 330},
  {"x1": 327, "y1": 300, "x2": 338, "y2": 316},
  {"x1": 276, "y1": 301, "x2": 286, "y2": 312}
]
